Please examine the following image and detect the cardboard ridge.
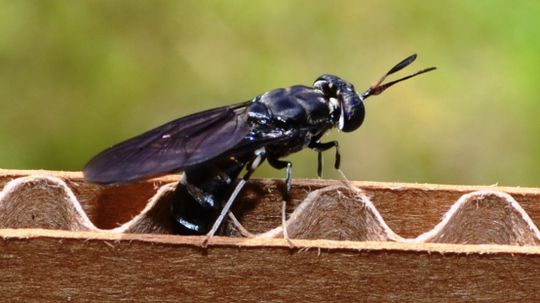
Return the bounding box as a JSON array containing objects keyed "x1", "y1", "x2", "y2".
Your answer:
[
  {"x1": 1, "y1": 170, "x2": 540, "y2": 246},
  {"x1": 3, "y1": 170, "x2": 540, "y2": 301}
]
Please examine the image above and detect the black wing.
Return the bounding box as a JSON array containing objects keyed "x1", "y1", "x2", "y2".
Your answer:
[{"x1": 84, "y1": 102, "x2": 253, "y2": 184}]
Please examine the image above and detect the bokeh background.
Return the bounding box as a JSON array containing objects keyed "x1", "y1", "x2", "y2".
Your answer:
[{"x1": 1, "y1": 1, "x2": 539, "y2": 187}]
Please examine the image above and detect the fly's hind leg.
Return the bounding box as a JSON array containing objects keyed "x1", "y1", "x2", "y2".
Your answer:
[{"x1": 203, "y1": 148, "x2": 266, "y2": 247}]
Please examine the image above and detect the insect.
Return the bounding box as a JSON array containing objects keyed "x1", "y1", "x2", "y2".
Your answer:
[{"x1": 84, "y1": 54, "x2": 435, "y2": 239}]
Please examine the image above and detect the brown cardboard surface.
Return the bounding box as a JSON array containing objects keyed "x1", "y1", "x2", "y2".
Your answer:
[{"x1": 2, "y1": 169, "x2": 540, "y2": 301}]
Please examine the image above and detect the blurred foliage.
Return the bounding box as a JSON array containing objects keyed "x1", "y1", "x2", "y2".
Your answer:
[{"x1": 1, "y1": 0, "x2": 540, "y2": 186}]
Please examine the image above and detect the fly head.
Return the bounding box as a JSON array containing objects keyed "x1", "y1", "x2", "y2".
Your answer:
[
  {"x1": 313, "y1": 54, "x2": 436, "y2": 134},
  {"x1": 313, "y1": 74, "x2": 365, "y2": 133}
]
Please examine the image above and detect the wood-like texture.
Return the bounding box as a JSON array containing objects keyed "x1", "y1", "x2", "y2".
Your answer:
[
  {"x1": 2, "y1": 230, "x2": 540, "y2": 302},
  {"x1": 2, "y1": 169, "x2": 540, "y2": 301}
]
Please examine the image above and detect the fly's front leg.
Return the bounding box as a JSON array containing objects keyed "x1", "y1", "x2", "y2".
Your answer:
[{"x1": 309, "y1": 140, "x2": 340, "y2": 178}]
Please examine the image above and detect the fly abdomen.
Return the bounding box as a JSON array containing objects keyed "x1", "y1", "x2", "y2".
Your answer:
[{"x1": 172, "y1": 155, "x2": 251, "y2": 235}]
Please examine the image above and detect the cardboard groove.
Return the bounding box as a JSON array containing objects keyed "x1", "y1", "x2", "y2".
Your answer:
[
  {"x1": 1, "y1": 171, "x2": 539, "y2": 246},
  {"x1": 3, "y1": 170, "x2": 540, "y2": 301}
]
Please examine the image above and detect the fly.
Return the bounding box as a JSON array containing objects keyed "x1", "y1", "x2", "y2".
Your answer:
[{"x1": 84, "y1": 54, "x2": 436, "y2": 239}]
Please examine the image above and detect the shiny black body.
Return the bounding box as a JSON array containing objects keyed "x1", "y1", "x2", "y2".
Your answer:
[
  {"x1": 171, "y1": 85, "x2": 348, "y2": 234},
  {"x1": 172, "y1": 155, "x2": 251, "y2": 234},
  {"x1": 84, "y1": 54, "x2": 435, "y2": 235}
]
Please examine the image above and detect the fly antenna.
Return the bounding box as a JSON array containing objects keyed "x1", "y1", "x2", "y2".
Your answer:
[{"x1": 362, "y1": 54, "x2": 436, "y2": 99}]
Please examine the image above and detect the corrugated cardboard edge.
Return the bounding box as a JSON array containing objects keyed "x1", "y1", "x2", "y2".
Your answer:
[
  {"x1": 3, "y1": 228, "x2": 540, "y2": 255},
  {"x1": 3, "y1": 170, "x2": 540, "y2": 301},
  {"x1": 2, "y1": 170, "x2": 540, "y2": 244}
]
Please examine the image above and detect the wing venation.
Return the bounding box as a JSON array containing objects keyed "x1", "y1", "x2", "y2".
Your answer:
[{"x1": 84, "y1": 103, "x2": 251, "y2": 184}]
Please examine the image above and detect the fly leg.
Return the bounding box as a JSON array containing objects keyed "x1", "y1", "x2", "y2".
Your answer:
[
  {"x1": 311, "y1": 141, "x2": 358, "y2": 192},
  {"x1": 267, "y1": 158, "x2": 293, "y2": 197},
  {"x1": 268, "y1": 157, "x2": 294, "y2": 247},
  {"x1": 203, "y1": 148, "x2": 266, "y2": 247},
  {"x1": 309, "y1": 140, "x2": 340, "y2": 178}
]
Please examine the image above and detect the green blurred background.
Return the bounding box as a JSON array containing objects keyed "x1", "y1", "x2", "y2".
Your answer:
[{"x1": 1, "y1": 0, "x2": 539, "y2": 187}]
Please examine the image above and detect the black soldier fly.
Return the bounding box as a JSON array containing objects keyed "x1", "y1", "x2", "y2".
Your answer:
[{"x1": 84, "y1": 54, "x2": 435, "y2": 240}]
